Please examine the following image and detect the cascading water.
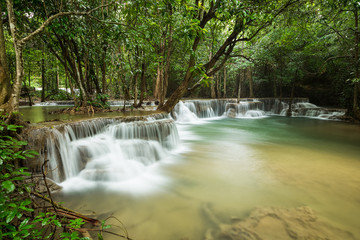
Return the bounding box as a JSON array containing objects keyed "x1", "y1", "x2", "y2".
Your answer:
[
  {"x1": 173, "y1": 98, "x2": 345, "y2": 121},
  {"x1": 46, "y1": 116, "x2": 180, "y2": 185},
  {"x1": 43, "y1": 98, "x2": 345, "y2": 189}
]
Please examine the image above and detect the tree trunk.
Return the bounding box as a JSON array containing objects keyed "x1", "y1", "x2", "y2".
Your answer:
[
  {"x1": 133, "y1": 71, "x2": 138, "y2": 107},
  {"x1": 162, "y1": 24, "x2": 173, "y2": 106},
  {"x1": 223, "y1": 65, "x2": 227, "y2": 98},
  {"x1": 63, "y1": 48, "x2": 77, "y2": 106},
  {"x1": 74, "y1": 59, "x2": 88, "y2": 105},
  {"x1": 286, "y1": 80, "x2": 296, "y2": 117},
  {"x1": 6, "y1": 0, "x2": 25, "y2": 113},
  {"x1": 41, "y1": 58, "x2": 46, "y2": 102},
  {"x1": 90, "y1": 62, "x2": 101, "y2": 94},
  {"x1": 155, "y1": 37, "x2": 166, "y2": 105},
  {"x1": 273, "y1": 77, "x2": 277, "y2": 98},
  {"x1": 154, "y1": 64, "x2": 162, "y2": 100},
  {"x1": 101, "y1": 44, "x2": 107, "y2": 94},
  {"x1": 216, "y1": 72, "x2": 221, "y2": 98},
  {"x1": 353, "y1": 8, "x2": 360, "y2": 119},
  {"x1": 248, "y1": 66, "x2": 254, "y2": 98},
  {"x1": 56, "y1": 64, "x2": 60, "y2": 90},
  {"x1": 208, "y1": 44, "x2": 216, "y2": 99},
  {"x1": 27, "y1": 69, "x2": 33, "y2": 106},
  {"x1": 0, "y1": 3, "x2": 11, "y2": 109},
  {"x1": 137, "y1": 62, "x2": 147, "y2": 107},
  {"x1": 237, "y1": 69, "x2": 242, "y2": 102}
]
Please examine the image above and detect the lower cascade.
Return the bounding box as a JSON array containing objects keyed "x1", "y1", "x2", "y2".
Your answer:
[{"x1": 44, "y1": 115, "x2": 179, "y2": 183}]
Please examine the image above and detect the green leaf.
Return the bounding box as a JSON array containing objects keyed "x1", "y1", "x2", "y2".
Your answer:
[
  {"x1": 2, "y1": 180, "x2": 15, "y2": 192},
  {"x1": 54, "y1": 220, "x2": 62, "y2": 228},
  {"x1": 6, "y1": 210, "x2": 17, "y2": 223},
  {"x1": 6, "y1": 125, "x2": 22, "y2": 131},
  {"x1": 19, "y1": 218, "x2": 30, "y2": 230}
]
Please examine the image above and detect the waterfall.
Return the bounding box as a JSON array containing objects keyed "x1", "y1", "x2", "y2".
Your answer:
[
  {"x1": 42, "y1": 99, "x2": 345, "y2": 184},
  {"x1": 46, "y1": 115, "x2": 179, "y2": 183},
  {"x1": 172, "y1": 99, "x2": 235, "y2": 121},
  {"x1": 173, "y1": 98, "x2": 345, "y2": 121}
]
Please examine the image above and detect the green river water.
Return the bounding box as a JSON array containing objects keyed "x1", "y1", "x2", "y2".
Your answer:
[
  {"x1": 45, "y1": 116, "x2": 360, "y2": 240},
  {"x1": 19, "y1": 106, "x2": 360, "y2": 239}
]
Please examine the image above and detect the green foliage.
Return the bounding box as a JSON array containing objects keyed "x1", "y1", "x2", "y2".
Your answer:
[
  {"x1": 0, "y1": 117, "x2": 40, "y2": 239},
  {"x1": 4, "y1": 0, "x2": 358, "y2": 110},
  {"x1": 87, "y1": 94, "x2": 110, "y2": 109},
  {"x1": 33, "y1": 89, "x2": 72, "y2": 101},
  {"x1": 0, "y1": 116, "x2": 104, "y2": 239}
]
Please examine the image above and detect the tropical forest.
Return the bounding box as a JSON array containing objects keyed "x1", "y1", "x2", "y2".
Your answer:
[{"x1": 1, "y1": 0, "x2": 360, "y2": 239}]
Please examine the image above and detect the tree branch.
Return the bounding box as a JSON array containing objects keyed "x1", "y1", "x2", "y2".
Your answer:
[{"x1": 20, "y1": 1, "x2": 118, "y2": 44}]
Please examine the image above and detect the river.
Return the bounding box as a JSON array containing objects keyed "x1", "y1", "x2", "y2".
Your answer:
[{"x1": 47, "y1": 114, "x2": 360, "y2": 239}]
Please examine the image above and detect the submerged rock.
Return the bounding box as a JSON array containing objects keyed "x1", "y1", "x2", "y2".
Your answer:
[{"x1": 203, "y1": 205, "x2": 355, "y2": 240}]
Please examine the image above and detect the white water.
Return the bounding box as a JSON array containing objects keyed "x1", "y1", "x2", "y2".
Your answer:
[
  {"x1": 47, "y1": 117, "x2": 180, "y2": 191},
  {"x1": 46, "y1": 99, "x2": 346, "y2": 187},
  {"x1": 47, "y1": 99, "x2": 346, "y2": 185},
  {"x1": 172, "y1": 99, "x2": 345, "y2": 122}
]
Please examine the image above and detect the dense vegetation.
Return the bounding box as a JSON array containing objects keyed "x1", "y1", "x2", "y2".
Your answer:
[
  {"x1": 0, "y1": 114, "x2": 131, "y2": 239},
  {"x1": 0, "y1": 0, "x2": 359, "y2": 118}
]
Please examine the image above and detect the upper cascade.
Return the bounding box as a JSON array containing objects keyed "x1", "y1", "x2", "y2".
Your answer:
[{"x1": 171, "y1": 98, "x2": 345, "y2": 122}]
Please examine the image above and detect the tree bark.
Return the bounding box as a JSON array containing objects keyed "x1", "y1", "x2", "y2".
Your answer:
[
  {"x1": 210, "y1": 51, "x2": 216, "y2": 98},
  {"x1": 24, "y1": 70, "x2": 32, "y2": 106},
  {"x1": 216, "y1": 72, "x2": 221, "y2": 98},
  {"x1": 155, "y1": 35, "x2": 166, "y2": 105},
  {"x1": 273, "y1": 77, "x2": 277, "y2": 98},
  {"x1": 41, "y1": 58, "x2": 46, "y2": 102},
  {"x1": 56, "y1": 64, "x2": 60, "y2": 90},
  {"x1": 286, "y1": 79, "x2": 296, "y2": 117},
  {"x1": 223, "y1": 65, "x2": 227, "y2": 98},
  {"x1": 248, "y1": 66, "x2": 254, "y2": 98},
  {"x1": 6, "y1": 0, "x2": 24, "y2": 112},
  {"x1": 133, "y1": 69, "x2": 139, "y2": 107},
  {"x1": 0, "y1": 2, "x2": 11, "y2": 109},
  {"x1": 162, "y1": 23, "x2": 173, "y2": 106},
  {"x1": 237, "y1": 69, "x2": 242, "y2": 102},
  {"x1": 137, "y1": 62, "x2": 147, "y2": 107},
  {"x1": 101, "y1": 43, "x2": 107, "y2": 94}
]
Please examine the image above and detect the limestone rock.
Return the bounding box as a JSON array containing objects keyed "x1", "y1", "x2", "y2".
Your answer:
[{"x1": 204, "y1": 205, "x2": 356, "y2": 240}]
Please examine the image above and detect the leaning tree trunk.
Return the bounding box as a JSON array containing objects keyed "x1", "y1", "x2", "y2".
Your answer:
[
  {"x1": 157, "y1": 55, "x2": 195, "y2": 112},
  {"x1": 0, "y1": 3, "x2": 11, "y2": 110},
  {"x1": 223, "y1": 65, "x2": 227, "y2": 98}
]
